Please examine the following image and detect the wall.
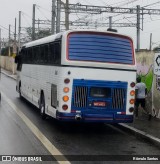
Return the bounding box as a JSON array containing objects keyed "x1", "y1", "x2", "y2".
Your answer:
[
  {"x1": 0, "y1": 56, "x2": 17, "y2": 74},
  {"x1": 136, "y1": 51, "x2": 160, "y2": 118}
]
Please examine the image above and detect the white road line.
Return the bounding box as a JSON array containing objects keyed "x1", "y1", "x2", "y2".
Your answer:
[{"x1": 1, "y1": 91, "x2": 71, "y2": 164}]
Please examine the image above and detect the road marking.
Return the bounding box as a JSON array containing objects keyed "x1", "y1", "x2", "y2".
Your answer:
[{"x1": 1, "y1": 91, "x2": 70, "y2": 164}]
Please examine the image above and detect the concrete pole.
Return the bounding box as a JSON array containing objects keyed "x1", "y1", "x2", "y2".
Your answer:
[
  {"x1": 38, "y1": 19, "x2": 40, "y2": 39},
  {"x1": 56, "y1": 0, "x2": 61, "y2": 33},
  {"x1": 14, "y1": 18, "x2": 17, "y2": 41},
  {"x1": 18, "y1": 11, "x2": 21, "y2": 52},
  {"x1": 8, "y1": 24, "x2": 11, "y2": 56},
  {"x1": 65, "y1": 0, "x2": 69, "y2": 30},
  {"x1": 32, "y1": 4, "x2": 36, "y2": 40},
  {"x1": 0, "y1": 28, "x2": 1, "y2": 55},
  {"x1": 0, "y1": 28, "x2": 2, "y2": 89},
  {"x1": 136, "y1": 5, "x2": 140, "y2": 51},
  {"x1": 109, "y1": 16, "x2": 112, "y2": 29},
  {"x1": 150, "y1": 33, "x2": 152, "y2": 51},
  {"x1": 51, "y1": 0, "x2": 56, "y2": 34}
]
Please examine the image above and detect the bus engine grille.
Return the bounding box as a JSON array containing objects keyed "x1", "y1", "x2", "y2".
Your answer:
[
  {"x1": 112, "y1": 88, "x2": 126, "y2": 109},
  {"x1": 72, "y1": 79, "x2": 127, "y2": 110},
  {"x1": 73, "y1": 86, "x2": 88, "y2": 108}
]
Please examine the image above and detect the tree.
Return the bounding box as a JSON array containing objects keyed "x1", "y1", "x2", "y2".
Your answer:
[
  {"x1": 1, "y1": 47, "x2": 13, "y2": 56},
  {"x1": 25, "y1": 27, "x2": 51, "y2": 41},
  {"x1": 153, "y1": 46, "x2": 160, "y2": 52}
]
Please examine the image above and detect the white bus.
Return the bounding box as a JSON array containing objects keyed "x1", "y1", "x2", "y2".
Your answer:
[{"x1": 16, "y1": 30, "x2": 136, "y2": 123}]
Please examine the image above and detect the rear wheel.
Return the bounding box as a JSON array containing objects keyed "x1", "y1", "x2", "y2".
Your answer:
[
  {"x1": 40, "y1": 94, "x2": 46, "y2": 120},
  {"x1": 19, "y1": 86, "x2": 22, "y2": 99}
]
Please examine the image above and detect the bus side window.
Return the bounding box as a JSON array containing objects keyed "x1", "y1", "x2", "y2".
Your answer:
[
  {"x1": 33, "y1": 46, "x2": 38, "y2": 64},
  {"x1": 54, "y1": 42, "x2": 61, "y2": 64},
  {"x1": 44, "y1": 44, "x2": 49, "y2": 63},
  {"x1": 28, "y1": 48, "x2": 33, "y2": 64},
  {"x1": 24, "y1": 48, "x2": 29, "y2": 63},
  {"x1": 36, "y1": 46, "x2": 40, "y2": 64},
  {"x1": 40, "y1": 45, "x2": 45, "y2": 64},
  {"x1": 49, "y1": 43, "x2": 55, "y2": 64}
]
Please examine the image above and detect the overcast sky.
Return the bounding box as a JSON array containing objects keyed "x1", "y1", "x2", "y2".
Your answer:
[{"x1": 0, "y1": 0, "x2": 160, "y2": 49}]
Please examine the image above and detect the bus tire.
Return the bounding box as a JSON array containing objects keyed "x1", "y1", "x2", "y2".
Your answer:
[
  {"x1": 19, "y1": 85, "x2": 22, "y2": 99},
  {"x1": 40, "y1": 93, "x2": 46, "y2": 120}
]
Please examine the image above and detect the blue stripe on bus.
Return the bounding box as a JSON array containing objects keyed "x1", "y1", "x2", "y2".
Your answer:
[
  {"x1": 69, "y1": 34, "x2": 130, "y2": 43},
  {"x1": 69, "y1": 49, "x2": 132, "y2": 56},
  {"x1": 68, "y1": 34, "x2": 133, "y2": 64},
  {"x1": 56, "y1": 111, "x2": 133, "y2": 123},
  {"x1": 69, "y1": 45, "x2": 132, "y2": 53},
  {"x1": 69, "y1": 38, "x2": 130, "y2": 46},
  {"x1": 69, "y1": 56, "x2": 133, "y2": 64}
]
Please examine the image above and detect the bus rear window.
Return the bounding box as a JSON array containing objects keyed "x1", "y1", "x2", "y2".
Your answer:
[{"x1": 68, "y1": 32, "x2": 134, "y2": 65}]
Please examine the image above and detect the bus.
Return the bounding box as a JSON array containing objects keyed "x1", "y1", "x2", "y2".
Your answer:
[{"x1": 15, "y1": 30, "x2": 136, "y2": 123}]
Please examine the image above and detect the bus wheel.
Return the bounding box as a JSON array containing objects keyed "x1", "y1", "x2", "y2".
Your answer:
[
  {"x1": 40, "y1": 94, "x2": 46, "y2": 120},
  {"x1": 19, "y1": 86, "x2": 22, "y2": 99}
]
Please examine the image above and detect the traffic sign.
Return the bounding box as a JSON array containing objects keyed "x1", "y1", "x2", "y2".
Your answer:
[{"x1": 154, "y1": 53, "x2": 160, "y2": 75}]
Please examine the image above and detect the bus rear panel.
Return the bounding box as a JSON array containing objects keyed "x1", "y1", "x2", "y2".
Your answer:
[{"x1": 57, "y1": 31, "x2": 136, "y2": 123}]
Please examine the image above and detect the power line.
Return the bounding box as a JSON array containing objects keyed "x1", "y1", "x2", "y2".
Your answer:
[
  {"x1": 143, "y1": 1, "x2": 160, "y2": 8},
  {"x1": 21, "y1": 12, "x2": 32, "y2": 27},
  {"x1": 0, "y1": 25, "x2": 14, "y2": 34},
  {"x1": 36, "y1": 6, "x2": 50, "y2": 22}
]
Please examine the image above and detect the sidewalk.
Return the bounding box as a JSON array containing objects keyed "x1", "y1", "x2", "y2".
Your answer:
[
  {"x1": 1, "y1": 68, "x2": 160, "y2": 148},
  {"x1": 117, "y1": 108, "x2": 160, "y2": 148},
  {"x1": 0, "y1": 68, "x2": 17, "y2": 80}
]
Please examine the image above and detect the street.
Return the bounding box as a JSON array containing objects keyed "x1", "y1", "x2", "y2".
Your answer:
[{"x1": 0, "y1": 73, "x2": 160, "y2": 163}]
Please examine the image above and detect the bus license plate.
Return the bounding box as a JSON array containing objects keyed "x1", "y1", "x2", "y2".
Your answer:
[{"x1": 93, "y1": 102, "x2": 106, "y2": 107}]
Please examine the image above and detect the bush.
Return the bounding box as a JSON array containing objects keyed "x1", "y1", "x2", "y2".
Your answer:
[{"x1": 1, "y1": 47, "x2": 13, "y2": 56}]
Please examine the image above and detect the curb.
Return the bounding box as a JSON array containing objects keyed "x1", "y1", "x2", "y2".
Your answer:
[
  {"x1": 1, "y1": 71, "x2": 16, "y2": 80},
  {"x1": 116, "y1": 123, "x2": 160, "y2": 149}
]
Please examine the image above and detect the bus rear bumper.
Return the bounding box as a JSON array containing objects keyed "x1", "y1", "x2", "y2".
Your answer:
[{"x1": 56, "y1": 111, "x2": 133, "y2": 123}]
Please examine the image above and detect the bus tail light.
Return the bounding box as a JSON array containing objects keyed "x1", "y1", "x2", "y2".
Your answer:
[
  {"x1": 64, "y1": 78, "x2": 70, "y2": 84},
  {"x1": 129, "y1": 107, "x2": 134, "y2": 113},
  {"x1": 130, "y1": 90, "x2": 135, "y2": 96},
  {"x1": 63, "y1": 96, "x2": 69, "y2": 102},
  {"x1": 63, "y1": 87, "x2": 69, "y2": 93},
  {"x1": 130, "y1": 82, "x2": 135, "y2": 88},
  {"x1": 129, "y1": 99, "x2": 135, "y2": 104},
  {"x1": 62, "y1": 104, "x2": 68, "y2": 110}
]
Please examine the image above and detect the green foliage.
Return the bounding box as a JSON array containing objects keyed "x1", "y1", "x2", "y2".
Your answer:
[
  {"x1": 153, "y1": 46, "x2": 160, "y2": 52},
  {"x1": 1, "y1": 47, "x2": 13, "y2": 56},
  {"x1": 138, "y1": 68, "x2": 153, "y2": 92},
  {"x1": 25, "y1": 27, "x2": 51, "y2": 41}
]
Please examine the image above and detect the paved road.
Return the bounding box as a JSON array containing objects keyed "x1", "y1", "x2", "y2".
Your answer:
[{"x1": 0, "y1": 73, "x2": 160, "y2": 163}]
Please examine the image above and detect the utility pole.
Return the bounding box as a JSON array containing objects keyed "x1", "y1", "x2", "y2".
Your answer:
[
  {"x1": 0, "y1": 28, "x2": 1, "y2": 102},
  {"x1": 14, "y1": 18, "x2": 17, "y2": 41},
  {"x1": 150, "y1": 33, "x2": 152, "y2": 51},
  {"x1": 109, "y1": 16, "x2": 112, "y2": 29},
  {"x1": 38, "y1": 19, "x2": 40, "y2": 39},
  {"x1": 18, "y1": 11, "x2": 21, "y2": 52},
  {"x1": 8, "y1": 24, "x2": 11, "y2": 56},
  {"x1": 32, "y1": 4, "x2": 36, "y2": 40},
  {"x1": 13, "y1": 18, "x2": 17, "y2": 56},
  {"x1": 51, "y1": 0, "x2": 56, "y2": 34},
  {"x1": 56, "y1": 0, "x2": 61, "y2": 33},
  {"x1": 65, "y1": 0, "x2": 69, "y2": 30},
  {"x1": 136, "y1": 5, "x2": 140, "y2": 51},
  {"x1": 0, "y1": 28, "x2": 1, "y2": 55}
]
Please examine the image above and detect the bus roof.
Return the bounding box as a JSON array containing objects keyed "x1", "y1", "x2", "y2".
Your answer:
[
  {"x1": 24, "y1": 32, "x2": 63, "y2": 48},
  {"x1": 23, "y1": 29, "x2": 133, "y2": 48}
]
